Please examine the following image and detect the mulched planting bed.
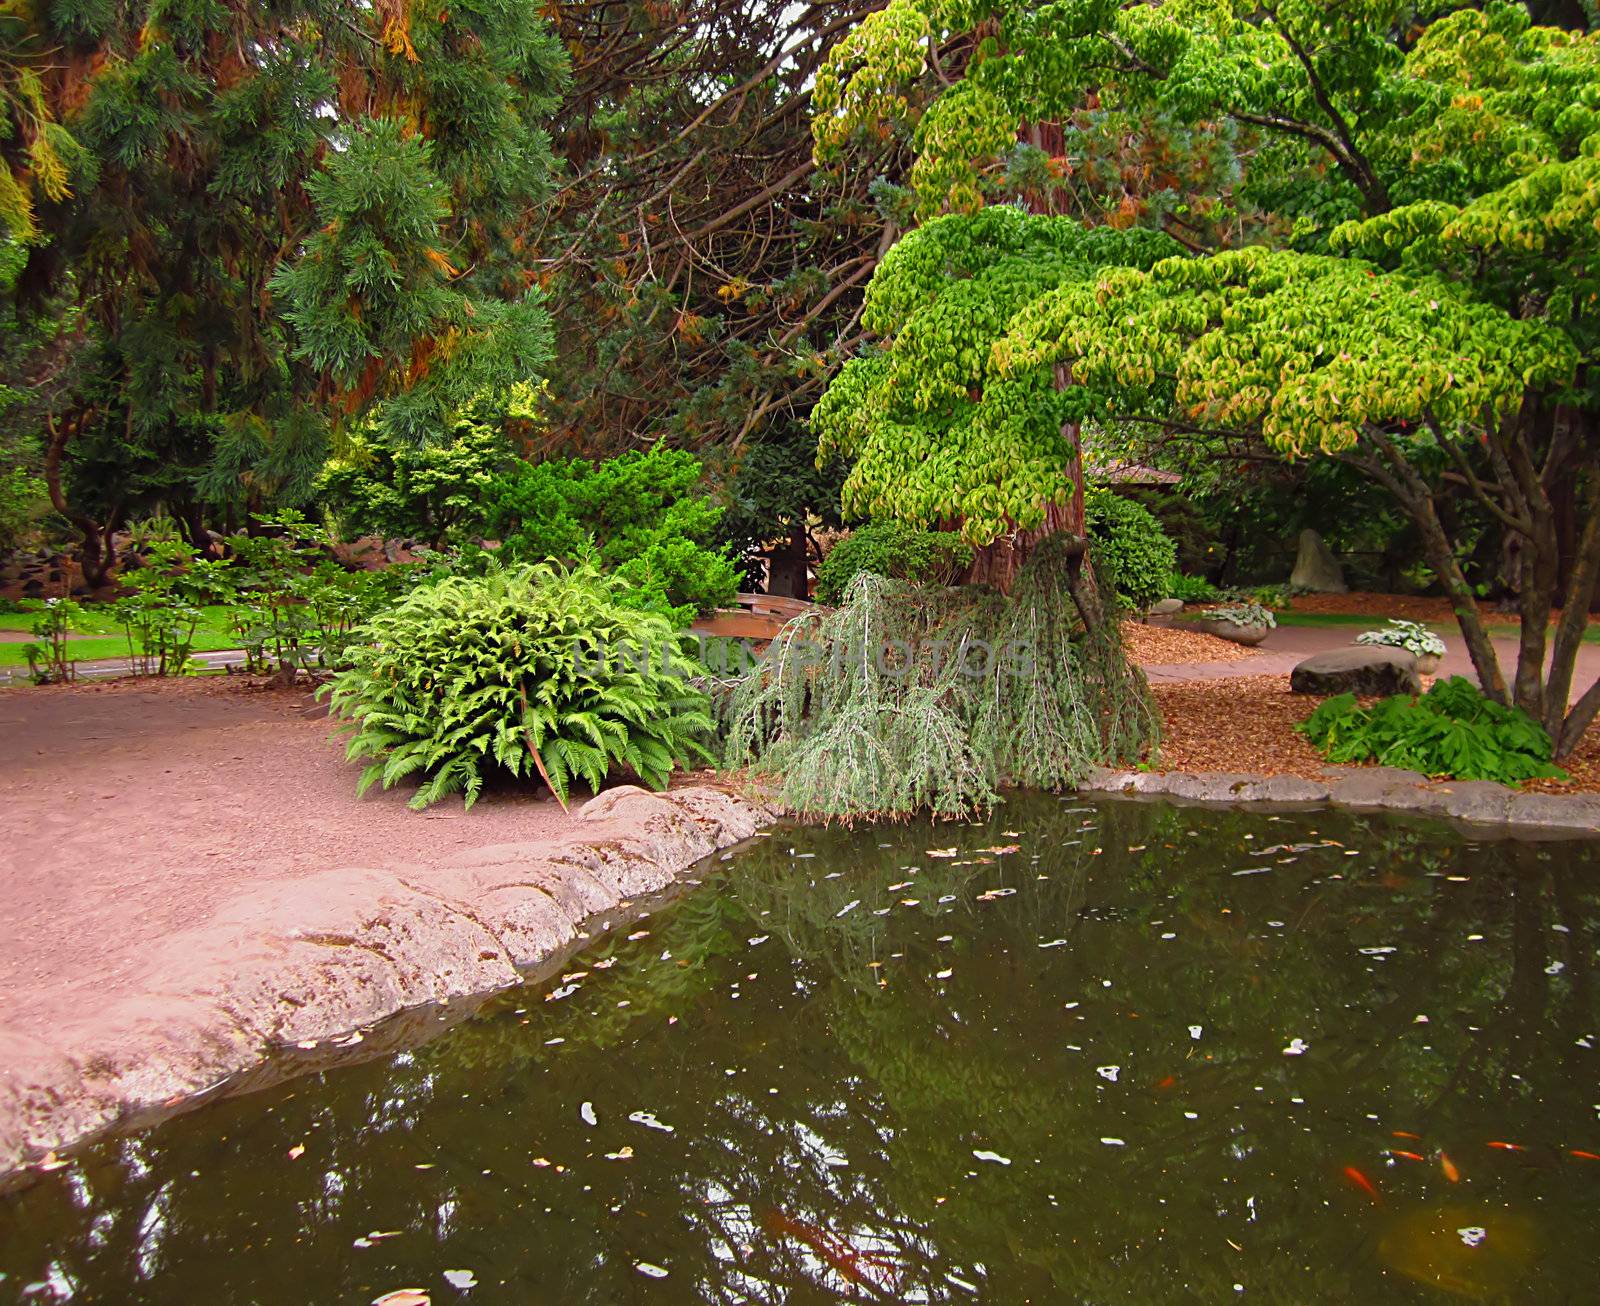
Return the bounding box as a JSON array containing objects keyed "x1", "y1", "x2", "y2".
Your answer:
[
  {"x1": 1149, "y1": 673, "x2": 1600, "y2": 797},
  {"x1": 1121, "y1": 620, "x2": 1262, "y2": 665}
]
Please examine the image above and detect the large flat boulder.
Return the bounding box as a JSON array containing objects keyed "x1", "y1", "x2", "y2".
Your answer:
[{"x1": 1290, "y1": 646, "x2": 1420, "y2": 697}]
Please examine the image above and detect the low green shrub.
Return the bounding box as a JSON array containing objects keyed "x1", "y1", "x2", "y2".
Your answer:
[
  {"x1": 815, "y1": 521, "x2": 974, "y2": 605},
  {"x1": 1165, "y1": 571, "x2": 1220, "y2": 604},
  {"x1": 1297, "y1": 676, "x2": 1566, "y2": 784},
  {"x1": 487, "y1": 445, "x2": 742, "y2": 622},
  {"x1": 324, "y1": 562, "x2": 715, "y2": 809},
  {"x1": 1085, "y1": 488, "x2": 1178, "y2": 610}
]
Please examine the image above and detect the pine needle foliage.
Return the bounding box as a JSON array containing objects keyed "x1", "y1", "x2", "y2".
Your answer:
[
  {"x1": 723, "y1": 538, "x2": 1156, "y2": 821},
  {"x1": 324, "y1": 563, "x2": 713, "y2": 810}
]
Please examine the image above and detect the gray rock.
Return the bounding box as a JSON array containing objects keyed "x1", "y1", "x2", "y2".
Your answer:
[
  {"x1": 1503, "y1": 791, "x2": 1600, "y2": 833},
  {"x1": 1291, "y1": 647, "x2": 1420, "y2": 697},
  {"x1": 1148, "y1": 598, "x2": 1185, "y2": 616},
  {"x1": 1290, "y1": 528, "x2": 1347, "y2": 593}
]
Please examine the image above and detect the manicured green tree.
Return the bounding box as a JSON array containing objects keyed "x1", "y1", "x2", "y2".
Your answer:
[
  {"x1": 2, "y1": 0, "x2": 569, "y2": 580},
  {"x1": 813, "y1": 0, "x2": 1600, "y2": 756}
]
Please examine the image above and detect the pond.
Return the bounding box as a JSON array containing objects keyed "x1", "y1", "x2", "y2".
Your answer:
[{"x1": 2, "y1": 797, "x2": 1599, "y2": 1303}]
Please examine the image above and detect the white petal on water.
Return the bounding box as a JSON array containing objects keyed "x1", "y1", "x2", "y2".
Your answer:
[
  {"x1": 1547, "y1": 961, "x2": 1566, "y2": 975},
  {"x1": 629, "y1": 1111, "x2": 675, "y2": 1133},
  {"x1": 580, "y1": 1102, "x2": 598, "y2": 1127},
  {"x1": 1457, "y1": 1227, "x2": 1487, "y2": 1249},
  {"x1": 1358, "y1": 947, "x2": 1396, "y2": 956},
  {"x1": 442, "y1": 1269, "x2": 477, "y2": 1290},
  {"x1": 936, "y1": 969, "x2": 954, "y2": 979},
  {"x1": 635, "y1": 1262, "x2": 670, "y2": 1279},
  {"x1": 1100, "y1": 1137, "x2": 1126, "y2": 1146},
  {"x1": 1189, "y1": 1026, "x2": 1203, "y2": 1040},
  {"x1": 1039, "y1": 939, "x2": 1068, "y2": 949},
  {"x1": 1096, "y1": 1065, "x2": 1120, "y2": 1083},
  {"x1": 972, "y1": 1150, "x2": 1011, "y2": 1165},
  {"x1": 747, "y1": 936, "x2": 769, "y2": 946},
  {"x1": 835, "y1": 900, "x2": 861, "y2": 918},
  {"x1": 1282, "y1": 1038, "x2": 1308, "y2": 1057}
]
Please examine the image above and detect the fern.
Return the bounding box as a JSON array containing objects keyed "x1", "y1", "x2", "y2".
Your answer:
[{"x1": 323, "y1": 562, "x2": 714, "y2": 809}]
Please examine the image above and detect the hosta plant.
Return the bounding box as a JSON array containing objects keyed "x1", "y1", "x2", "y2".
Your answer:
[
  {"x1": 1356, "y1": 620, "x2": 1446, "y2": 660},
  {"x1": 324, "y1": 563, "x2": 714, "y2": 809},
  {"x1": 1199, "y1": 603, "x2": 1277, "y2": 631}
]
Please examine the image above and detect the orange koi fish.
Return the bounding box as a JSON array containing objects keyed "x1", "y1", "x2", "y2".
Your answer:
[
  {"x1": 1388, "y1": 1150, "x2": 1426, "y2": 1163},
  {"x1": 761, "y1": 1208, "x2": 900, "y2": 1292},
  {"x1": 1439, "y1": 1152, "x2": 1461, "y2": 1183},
  {"x1": 1391, "y1": 1130, "x2": 1422, "y2": 1141},
  {"x1": 1486, "y1": 1141, "x2": 1523, "y2": 1151},
  {"x1": 1344, "y1": 1166, "x2": 1382, "y2": 1203},
  {"x1": 1156, "y1": 1075, "x2": 1176, "y2": 1090},
  {"x1": 1570, "y1": 1149, "x2": 1600, "y2": 1162}
]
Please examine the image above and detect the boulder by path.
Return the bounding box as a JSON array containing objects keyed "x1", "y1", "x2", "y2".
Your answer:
[{"x1": 1290, "y1": 646, "x2": 1421, "y2": 697}]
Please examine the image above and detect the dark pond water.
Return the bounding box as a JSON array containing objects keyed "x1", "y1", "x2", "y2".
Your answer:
[{"x1": 3, "y1": 797, "x2": 1600, "y2": 1304}]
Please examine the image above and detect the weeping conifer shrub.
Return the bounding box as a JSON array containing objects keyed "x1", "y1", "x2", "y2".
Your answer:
[
  {"x1": 324, "y1": 563, "x2": 714, "y2": 810},
  {"x1": 723, "y1": 537, "x2": 1157, "y2": 821}
]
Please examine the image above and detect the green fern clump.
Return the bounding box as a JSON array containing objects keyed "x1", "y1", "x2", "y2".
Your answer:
[{"x1": 324, "y1": 563, "x2": 714, "y2": 809}]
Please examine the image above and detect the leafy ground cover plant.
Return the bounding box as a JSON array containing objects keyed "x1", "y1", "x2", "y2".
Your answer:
[
  {"x1": 1298, "y1": 677, "x2": 1566, "y2": 785},
  {"x1": 324, "y1": 563, "x2": 714, "y2": 810},
  {"x1": 814, "y1": 522, "x2": 974, "y2": 605},
  {"x1": 1198, "y1": 602, "x2": 1277, "y2": 630},
  {"x1": 1356, "y1": 620, "x2": 1446, "y2": 660}
]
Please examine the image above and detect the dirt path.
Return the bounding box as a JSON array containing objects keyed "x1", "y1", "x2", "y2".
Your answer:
[{"x1": 0, "y1": 678, "x2": 769, "y2": 1171}]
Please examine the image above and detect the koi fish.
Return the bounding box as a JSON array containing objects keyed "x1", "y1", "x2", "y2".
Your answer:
[
  {"x1": 1344, "y1": 1166, "x2": 1382, "y2": 1203},
  {"x1": 1486, "y1": 1141, "x2": 1524, "y2": 1152},
  {"x1": 1570, "y1": 1149, "x2": 1600, "y2": 1162},
  {"x1": 1391, "y1": 1130, "x2": 1422, "y2": 1141},
  {"x1": 761, "y1": 1208, "x2": 900, "y2": 1293},
  {"x1": 1388, "y1": 1150, "x2": 1426, "y2": 1163},
  {"x1": 1156, "y1": 1075, "x2": 1176, "y2": 1090},
  {"x1": 1439, "y1": 1151, "x2": 1461, "y2": 1183}
]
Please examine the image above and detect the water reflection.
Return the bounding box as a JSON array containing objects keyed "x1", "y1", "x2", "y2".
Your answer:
[{"x1": 1, "y1": 798, "x2": 1597, "y2": 1303}]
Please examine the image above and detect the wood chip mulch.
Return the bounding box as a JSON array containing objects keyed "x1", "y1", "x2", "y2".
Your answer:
[
  {"x1": 1149, "y1": 675, "x2": 1600, "y2": 796},
  {"x1": 1150, "y1": 676, "x2": 1330, "y2": 778},
  {"x1": 1120, "y1": 620, "x2": 1262, "y2": 665}
]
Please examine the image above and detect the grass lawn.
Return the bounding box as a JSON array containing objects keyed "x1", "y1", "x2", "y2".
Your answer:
[{"x1": 0, "y1": 604, "x2": 238, "y2": 668}]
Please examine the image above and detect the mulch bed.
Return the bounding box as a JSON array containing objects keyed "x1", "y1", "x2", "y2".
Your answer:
[
  {"x1": 1120, "y1": 620, "x2": 1262, "y2": 665},
  {"x1": 1148, "y1": 673, "x2": 1600, "y2": 796}
]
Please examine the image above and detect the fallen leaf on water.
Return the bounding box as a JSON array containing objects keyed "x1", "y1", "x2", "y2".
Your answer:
[
  {"x1": 288, "y1": 1144, "x2": 306, "y2": 1160},
  {"x1": 926, "y1": 848, "x2": 959, "y2": 858}
]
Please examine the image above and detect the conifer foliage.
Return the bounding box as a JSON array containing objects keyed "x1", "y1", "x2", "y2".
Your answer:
[{"x1": 3, "y1": 0, "x2": 569, "y2": 572}]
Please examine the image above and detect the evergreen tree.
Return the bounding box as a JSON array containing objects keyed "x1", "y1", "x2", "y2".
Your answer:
[{"x1": 2, "y1": 0, "x2": 568, "y2": 579}]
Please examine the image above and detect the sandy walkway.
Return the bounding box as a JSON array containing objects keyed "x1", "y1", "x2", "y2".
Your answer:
[{"x1": 0, "y1": 678, "x2": 769, "y2": 1171}]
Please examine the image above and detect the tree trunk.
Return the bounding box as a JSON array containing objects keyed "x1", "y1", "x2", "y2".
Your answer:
[
  {"x1": 43, "y1": 407, "x2": 115, "y2": 589},
  {"x1": 765, "y1": 520, "x2": 810, "y2": 598}
]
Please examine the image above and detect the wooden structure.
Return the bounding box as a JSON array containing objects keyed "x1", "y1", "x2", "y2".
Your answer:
[{"x1": 690, "y1": 592, "x2": 813, "y2": 641}]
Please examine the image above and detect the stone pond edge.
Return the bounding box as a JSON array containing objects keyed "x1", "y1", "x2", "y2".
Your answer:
[
  {"x1": 0, "y1": 784, "x2": 776, "y2": 1182},
  {"x1": 1080, "y1": 765, "x2": 1600, "y2": 836}
]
